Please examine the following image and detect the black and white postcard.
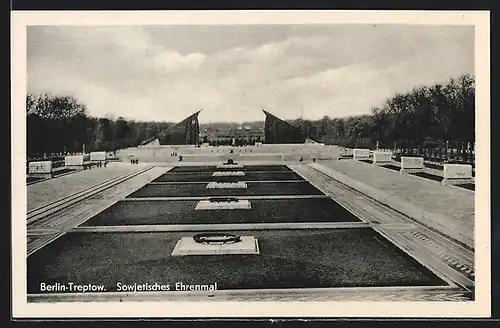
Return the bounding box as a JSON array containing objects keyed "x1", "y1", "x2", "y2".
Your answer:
[{"x1": 11, "y1": 10, "x2": 491, "y2": 318}]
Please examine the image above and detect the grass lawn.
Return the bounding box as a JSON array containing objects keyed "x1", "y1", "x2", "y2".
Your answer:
[
  {"x1": 169, "y1": 165, "x2": 292, "y2": 173},
  {"x1": 456, "y1": 183, "x2": 475, "y2": 191},
  {"x1": 381, "y1": 164, "x2": 401, "y2": 172},
  {"x1": 27, "y1": 228, "x2": 446, "y2": 293},
  {"x1": 82, "y1": 198, "x2": 362, "y2": 226},
  {"x1": 126, "y1": 182, "x2": 325, "y2": 198},
  {"x1": 411, "y1": 172, "x2": 443, "y2": 182},
  {"x1": 152, "y1": 171, "x2": 304, "y2": 182},
  {"x1": 27, "y1": 177, "x2": 46, "y2": 184}
]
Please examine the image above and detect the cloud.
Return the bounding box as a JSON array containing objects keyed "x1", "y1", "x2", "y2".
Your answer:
[
  {"x1": 153, "y1": 52, "x2": 206, "y2": 71},
  {"x1": 27, "y1": 25, "x2": 474, "y2": 123}
]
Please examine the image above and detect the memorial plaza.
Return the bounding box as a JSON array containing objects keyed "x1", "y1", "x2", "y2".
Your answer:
[{"x1": 26, "y1": 131, "x2": 475, "y2": 302}]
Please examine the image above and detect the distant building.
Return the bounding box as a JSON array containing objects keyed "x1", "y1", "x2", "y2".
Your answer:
[{"x1": 200, "y1": 129, "x2": 264, "y2": 145}]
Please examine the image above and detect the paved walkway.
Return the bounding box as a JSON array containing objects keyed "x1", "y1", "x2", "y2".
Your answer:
[
  {"x1": 27, "y1": 167, "x2": 167, "y2": 256},
  {"x1": 27, "y1": 163, "x2": 146, "y2": 212},
  {"x1": 316, "y1": 160, "x2": 474, "y2": 237}
]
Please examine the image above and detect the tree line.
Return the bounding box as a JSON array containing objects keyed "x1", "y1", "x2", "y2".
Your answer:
[
  {"x1": 27, "y1": 73, "x2": 474, "y2": 163},
  {"x1": 26, "y1": 93, "x2": 174, "y2": 160},
  {"x1": 289, "y1": 73, "x2": 475, "y2": 163}
]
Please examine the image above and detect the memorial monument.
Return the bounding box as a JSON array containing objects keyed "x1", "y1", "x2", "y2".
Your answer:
[
  {"x1": 171, "y1": 232, "x2": 260, "y2": 256},
  {"x1": 262, "y1": 109, "x2": 306, "y2": 144},
  {"x1": 141, "y1": 110, "x2": 201, "y2": 146}
]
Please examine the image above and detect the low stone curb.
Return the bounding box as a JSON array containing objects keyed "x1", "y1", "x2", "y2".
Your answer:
[{"x1": 309, "y1": 163, "x2": 474, "y2": 250}]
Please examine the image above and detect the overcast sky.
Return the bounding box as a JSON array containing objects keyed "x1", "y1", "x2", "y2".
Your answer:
[{"x1": 27, "y1": 25, "x2": 474, "y2": 123}]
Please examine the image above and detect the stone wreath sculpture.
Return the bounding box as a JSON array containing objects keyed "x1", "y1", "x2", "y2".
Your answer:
[
  {"x1": 193, "y1": 232, "x2": 242, "y2": 245},
  {"x1": 209, "y1": 197, "x2": 239, "y2": 203}
]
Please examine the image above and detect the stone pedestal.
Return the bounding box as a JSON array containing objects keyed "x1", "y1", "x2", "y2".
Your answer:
[
  {"x1": 90, "y1": 151, "x2": 106, "y2": 161},
  {"x1": 28, "y1": 161, "x2": 53, "y2": 178},
  {"x1": 195, "y1": 199, "x2": 251, "y2": 210},
  {"x1": 206, "y1": 181, "x2": 248, "y2": 189},
  {"x1": 65, "y1": 155, "x2": 84, "y2": 166},
  {"x1": 372, "y1": 151, "x2": 392, "y2": 165},
  {"x1": 217, "y1": 164, "x2": 244, "y2": 169},
  {"x1": 171, "y1": 236, "x2": 260, "y2": 256},
  {"x1": 213, "y1": 171, "x2": 245, "y2": 177},
  {"x1": 353, "y1": 148, "x2": 371, "y2": 160},
  {"x1": 341, "y1": 148, "x2": 353, "y2": 157},
  {"x1": 441, "y1": 164, "x2": 473, "y2": 186},
  {"x1": 400, "y1": 157, "x2": 424, "y2": 174}
]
